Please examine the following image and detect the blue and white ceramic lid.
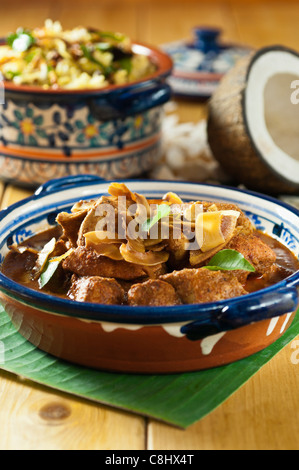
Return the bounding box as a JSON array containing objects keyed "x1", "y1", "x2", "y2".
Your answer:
[{"x1": 162, "y1": 27, "x2": 251, "y2": 99}]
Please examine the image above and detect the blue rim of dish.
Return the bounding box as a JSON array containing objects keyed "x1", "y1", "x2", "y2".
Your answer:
[{"x1": 0, "y1": 178, "x2": 298, "y2": 325}]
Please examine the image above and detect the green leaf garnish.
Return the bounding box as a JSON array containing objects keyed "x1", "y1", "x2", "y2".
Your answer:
[
  {"x1": 7, "y1": 29, "x2": 35, "y2": 52},
  {"x1": 142, "y1": 204, "x2": 171, "y2": 233},
  {"x1": 5, "y1": 70, "x2": 21, "y2": 79},
  {"x1": 38, "y1": 248, "x2": 73, "y2": 289},
  {"x1": 38, "y1": 259, "x2": 60, "y2": 289},
  {"x1": 205, "y1": 249, "x2": 255, "y2": 272},
  {"x1": 24, "y1": 49, "x2": 38, "y2": 63},
  {"x1": 80, "y1": 44, "x2": 94, "y2": 61},
  {"x1": 99, "y1": 31, "x2": 126, "y2": 42},
  {"x1": 80, "y1": 44, "x2": 113, "y2": 76},
  {"x1": 118, "y1": 57, "x2": 132, "y2": 74},
  {"x1": 35, "y1": 237, "x2": 56, "y2": 274}
]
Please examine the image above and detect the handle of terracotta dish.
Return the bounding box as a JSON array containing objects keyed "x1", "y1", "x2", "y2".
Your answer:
[
  {"x1": 35, "y1": 175, "x2": 105, "y2": 196},
  {"x1": 89, "y1": 81, "x2": 172, "y2": 121},
  {"x1": 181, "y1": 285, "x2": 299, "y2": 340}
]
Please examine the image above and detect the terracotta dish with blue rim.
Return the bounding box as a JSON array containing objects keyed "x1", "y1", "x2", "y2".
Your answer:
[
  {"x1": 0, "y1": 25, "x2": 173, "y2": 188},
  {"x1": 0, "y1": 175, "x2": 298, "y2": 373},
  {"x1": 162, "y1": 27, "x2": 251, "y2": 99}
]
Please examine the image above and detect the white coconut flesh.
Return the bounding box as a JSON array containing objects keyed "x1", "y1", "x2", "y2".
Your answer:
[{"x1": 244, "y1": 49, "x2": 299, "y2": 185}]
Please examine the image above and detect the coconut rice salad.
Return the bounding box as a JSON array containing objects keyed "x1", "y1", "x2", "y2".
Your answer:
[{"x1": 0, "y1": 19, "x2": 156, "y2": 89}]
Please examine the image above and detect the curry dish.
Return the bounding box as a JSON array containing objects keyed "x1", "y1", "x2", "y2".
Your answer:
[{"x1": 1, "y1": 183, "x2": 298, "y2": 306}]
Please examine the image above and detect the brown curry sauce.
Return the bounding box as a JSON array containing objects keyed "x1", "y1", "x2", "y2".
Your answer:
[{"x1": 1, "y1": 226, "x2": 298, "y2": 302}]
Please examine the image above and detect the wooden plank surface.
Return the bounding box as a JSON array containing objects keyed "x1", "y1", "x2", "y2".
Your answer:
[
  {"x1": 0, "y1": 186, "x2": 147, "y2": 451},
  {"x1": 0, "y1": 185, "x2": 33, "y2": 209},
  {"x1": 0, "y1": 372, "x2": 145, "y2": 451},
  {"x1": 148, "y1": 342, "x2": 299, "y2": 450},
  {"x1": 0, "y1": 0, "x2": 298, "y2": 450}
]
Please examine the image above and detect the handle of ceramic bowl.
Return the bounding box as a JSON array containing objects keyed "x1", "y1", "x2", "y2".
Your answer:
[
  {"x1": 35, "y1": 175, "x2": 105, "y2": 196},
  {"x1": 89, "y1": 81, "x2": 172, "y2": 121},
  {"x1": 181, "y1": 285, "x2": 299, "y2": 340}
]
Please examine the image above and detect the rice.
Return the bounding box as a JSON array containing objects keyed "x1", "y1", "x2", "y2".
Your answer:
[{"x1": 0, "y1": 20, "x2": 155, "y2": 89}]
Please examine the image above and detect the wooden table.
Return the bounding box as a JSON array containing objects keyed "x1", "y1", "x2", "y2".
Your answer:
[{"x1": 0, "y1": 0, "x2": 298, "y2": 450}]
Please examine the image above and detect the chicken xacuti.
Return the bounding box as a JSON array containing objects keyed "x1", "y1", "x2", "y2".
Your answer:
[{"x1": 2, "y1": 183, "x2": 298, "y2": 306}]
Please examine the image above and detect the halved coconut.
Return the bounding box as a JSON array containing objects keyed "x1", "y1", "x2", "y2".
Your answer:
[{"x1": 207, "y1": 46, "x2": 299, "y2": 194}]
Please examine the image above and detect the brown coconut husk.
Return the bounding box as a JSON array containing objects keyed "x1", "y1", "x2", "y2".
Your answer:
[{"x1": 207, "y1": 47, "x2": 299, "y2": 195}]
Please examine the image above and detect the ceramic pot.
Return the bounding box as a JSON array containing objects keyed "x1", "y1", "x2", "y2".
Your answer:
[
  {"x1": 162, "y1": 27, "x2": 250, "y2": 99},
  {"x1": 0, "y1": 43, "x2": 172, "y2": 187},
  {"x1": 0, "y1": 175, "x2": 298, "y2": 373}
]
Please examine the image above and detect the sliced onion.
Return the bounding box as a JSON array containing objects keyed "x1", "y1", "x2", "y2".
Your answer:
[
  {"x1": 144, "y1": 237, "x2": 163, "y2": 247},
  {"x1": 127, "y1": 237, "x2": 145, "y2": 253},
  {"x1": 163, "y1": 192, "x2": 183, "y2": 204},
  {"x1": 71, "y1": 199, "x2": 96, "y2": 213},
  {"x1": 86, "y1": 242, "x2": 123, "y2": 261},
  {"x1": 144, "y1": 239, "x2": 168, "y2": 252},
  {"x1": 84, "y1": 230, "x2": 123, "y2": 244},
  {"x1": 120, "y1": 243, "x2": 169, "y2": 266},
  {"x1": 108, "y1": 182, "x2": 134, "y2": 199},
  {"x1": 133, "y1": 192, "x2": 151, "y2": 218}
]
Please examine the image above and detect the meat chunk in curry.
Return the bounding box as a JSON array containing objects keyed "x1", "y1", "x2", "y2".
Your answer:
[
  {"x1": 62, "y1": 246, "x2": 163, "y2": 281},
  {"x1": 68, "y1": 275, "x2": 125, "y2": 304},
  {"x1": 227, "y1": 232, "x2": 277, "y2": 276},
  {"x1": 160, "y1": 268, "x2": 247, "y2": 304},
  {"x1": 128, "y1": 279, "x2": 182, "y2": 306}
]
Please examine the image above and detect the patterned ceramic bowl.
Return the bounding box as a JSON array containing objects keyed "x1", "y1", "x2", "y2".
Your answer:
[
  {"x1": 162, "y1": 27, "x2": 250, "y2": 99},
  {"x1": 0, "y1": 43, "x2": 172, "y2": 188},
  {"x1": 0, "y1": 175, "x2": 298, "y2": 373}
]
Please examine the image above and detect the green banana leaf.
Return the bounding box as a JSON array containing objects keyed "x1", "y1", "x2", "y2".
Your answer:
[{"x1": 0, "y1": 304, "x2": 298, "y2": 428}]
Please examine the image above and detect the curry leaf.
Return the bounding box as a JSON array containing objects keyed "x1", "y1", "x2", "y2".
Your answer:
[
  {"x1": 38, "y1": 259, "x2": 60, "y2": 289},
  {"x1": 35, "y1": 237, "x2": 56, "y2": 274},
  {"x1": 38, "y1": 249, "x2": 73, "y2": 289},
  {"x1": 205, "y1": 249, "x2": 255, "y2": 272},
  {"x1": 142, "y1": 204, "x2": 171, "y2": 233}
]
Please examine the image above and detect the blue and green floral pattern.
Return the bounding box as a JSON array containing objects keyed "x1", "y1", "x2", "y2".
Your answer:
[{"x1": 0, "y1": 99, "x2": 161, "y2": 157}]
